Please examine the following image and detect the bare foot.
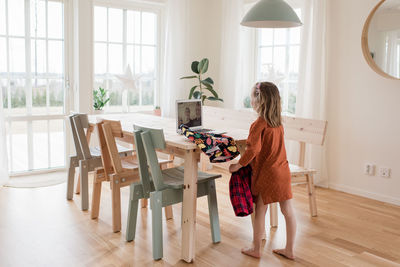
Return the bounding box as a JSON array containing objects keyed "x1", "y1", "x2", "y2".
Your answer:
[
  {"x1": 241, "y1": 247, "x2": 261, "y2": 258},
  {"x1": 273, "y1": 248, "x2": 295, "y2": 260}
]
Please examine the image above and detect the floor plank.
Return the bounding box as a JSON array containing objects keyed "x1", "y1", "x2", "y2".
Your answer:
[{"x1": 0, "y1": 168, "x2": 400, "y2": 267}]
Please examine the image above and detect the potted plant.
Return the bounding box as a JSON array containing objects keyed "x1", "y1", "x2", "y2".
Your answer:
[
  {"x1": 180, "y1": 58, "x2": 223, "y2": 104},
  {"x1": 93, "y1": 87, "x2": 110, "y2": 114},
  {"x1": 153, "y1": 106, "x2": 161, "y2": 116}
]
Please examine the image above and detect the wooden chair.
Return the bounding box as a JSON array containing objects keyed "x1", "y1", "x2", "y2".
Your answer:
[
  {"x1": 126, "y1": 124, "x2": 222, "y2": 260},
  {"x1": 93, "y1": 120, "x2": 172, "y2": 233},
  {"x1": 66, "y1": 114, "x2": 132, "y2": 211}
]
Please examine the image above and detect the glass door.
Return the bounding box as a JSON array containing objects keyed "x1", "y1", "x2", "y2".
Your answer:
[{"x1": 0, "y1": 0, "x2": 69, "y2": 174}]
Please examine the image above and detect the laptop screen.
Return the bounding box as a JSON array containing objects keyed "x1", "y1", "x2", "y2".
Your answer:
[{"x1": 177, "y1": 100, "x2": 202, "y2": 129}]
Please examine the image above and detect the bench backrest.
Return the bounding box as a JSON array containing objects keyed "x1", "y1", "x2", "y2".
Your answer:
[{"x1": 203, "y1": 106, "x2": 327, "y2": 167}]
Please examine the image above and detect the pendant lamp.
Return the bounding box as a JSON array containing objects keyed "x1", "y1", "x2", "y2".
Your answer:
[{"x1": 241, "y1": 0, "x2": 302, "y2": 28}]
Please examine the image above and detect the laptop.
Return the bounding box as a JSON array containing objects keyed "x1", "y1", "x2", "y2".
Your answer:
[{"x1": 176, "y1": 99, "x2": 224, "y2": 134}]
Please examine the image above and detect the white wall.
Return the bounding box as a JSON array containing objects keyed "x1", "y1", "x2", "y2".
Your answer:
[
  {"x1": 183, "y1": 0, "x2": 223, "y2": 106},
  {"x1": 326, "y1": 0, "x2": 400, "y2": 205}
]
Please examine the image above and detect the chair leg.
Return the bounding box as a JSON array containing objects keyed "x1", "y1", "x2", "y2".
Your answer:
[
  {"x1": 201, "y1": 153, "x2": 208, "y2": 172},
  {"x1": 164, "y1": 206, "x2": 173, "y2": 220},
  {"x1": 307, "y1": 174, "x2": 318, "y2": 217},
  {"x1": 167, "y1": 154, "x2": 174, "y2": 168},
  {"x1": 126, "y1": 186, "x2": 140, "y2": 242},
  {"x1": 75, "y1": 174, "x2": 81, "y2": 194},
  {"x1": 150, "y1": 191, "x2": 163, "y2": 260},
  {"x1": 141, "y1": 198, "x2": 148, "y2": 208},
  {"x1": 79, "y1": 160, "x2": 89, "y2": 211},
  {"x1": 159, "y1": 162, "x2": 173, "y2": 220},
  {"x1": 111, "y1": 177, "x2": 122, "y2": 233},
  {"x1": 270, "y1": 203, "x2": 278, "y2": 228},
  {"x1": 66, "y1": 156, "x2": 77, "y2": 200},
  {"x1": 207, "y1": 180, "x2": 221, "y2": 243},
  {"x1": 91, "y1": 175, "x2": 102, "y2": 219}
]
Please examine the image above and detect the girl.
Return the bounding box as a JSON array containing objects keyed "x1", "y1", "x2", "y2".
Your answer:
[{"x1": 229, "y1": 82, "x2": 296, "y2": 260}]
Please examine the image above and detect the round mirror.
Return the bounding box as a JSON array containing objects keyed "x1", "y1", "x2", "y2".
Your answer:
[{"x1": 362, "y1": 0, "x2": 400, "y2": 80}]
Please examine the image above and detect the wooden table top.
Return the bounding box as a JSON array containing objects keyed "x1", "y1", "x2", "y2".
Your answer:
[{"x1": 89, "y1": 112, "x2": 249, "y2": 151}]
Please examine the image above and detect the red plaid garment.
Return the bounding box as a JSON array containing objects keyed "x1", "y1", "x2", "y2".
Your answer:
[{"x1": 229, "y1": 165, "x2": 253, "y2": 217}]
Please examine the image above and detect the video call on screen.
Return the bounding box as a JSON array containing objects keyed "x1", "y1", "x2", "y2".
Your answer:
[{"x1": 177, "y1": 101, "x2": 202, "y2": 128}]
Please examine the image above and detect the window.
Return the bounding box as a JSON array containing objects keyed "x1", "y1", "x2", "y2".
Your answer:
[
  {"x1": 1, "y1": 0, "x2": 67, "y2": 173},
  {"x1": 253, "y1": 9, "x2": 302, "y2": 115},
  {"x1": 94, "y1": 4, "x2": 160, "y2": 113}
]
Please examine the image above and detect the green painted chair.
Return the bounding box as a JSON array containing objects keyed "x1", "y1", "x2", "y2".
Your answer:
[{"x1": 126, "y1": 124, "x2": 222, "y2": 260}]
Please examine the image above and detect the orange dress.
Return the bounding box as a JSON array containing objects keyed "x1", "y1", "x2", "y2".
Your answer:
[{"x1": 239, "y1": 117, "x2": 292, "y2": 205}]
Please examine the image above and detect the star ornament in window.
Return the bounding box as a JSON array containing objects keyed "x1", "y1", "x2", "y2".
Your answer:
[
  {"x1": 260, "y1": 63, "x2": 286, "y2": 85},
  {"x1": 115, "y1": 65, "x2": 143, "y2": 91}
]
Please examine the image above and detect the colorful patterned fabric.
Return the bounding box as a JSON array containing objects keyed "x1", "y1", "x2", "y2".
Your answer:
[
  {"x1": 229, "y1": 165, "x2": 253, "y2": 217},
  {"x1": 179, "y1": 125, "x2": 240, "y2": 163}
]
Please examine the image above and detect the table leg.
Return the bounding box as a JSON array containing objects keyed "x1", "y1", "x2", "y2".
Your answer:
[{"x1": 181, "y1": 149, "x2": 199, "y2": 263}]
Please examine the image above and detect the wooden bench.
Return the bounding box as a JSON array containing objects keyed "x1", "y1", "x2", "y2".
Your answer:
[{"x1": 202, "y1": 107, "x2": 327, "y2": 226}]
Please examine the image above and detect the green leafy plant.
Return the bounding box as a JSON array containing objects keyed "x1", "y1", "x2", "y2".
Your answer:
[
  {"x1": 180, "y1": 58, "x2": 223, "y2": 104},
  {"x1": 93, "y1": 87, "x2": 110, "y2": 110},
  {"x1": 243, "y1": 96, "x2": 251, "y2": 108}
]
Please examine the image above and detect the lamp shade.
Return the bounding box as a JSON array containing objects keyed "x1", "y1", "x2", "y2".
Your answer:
[{"x1": 241, "y1": 0, "x2": 302, "y2": 28}]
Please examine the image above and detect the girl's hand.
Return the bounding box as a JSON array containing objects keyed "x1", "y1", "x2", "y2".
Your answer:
[{"x1": 229, "y1": 163, "x2": 242, "y2": 173}]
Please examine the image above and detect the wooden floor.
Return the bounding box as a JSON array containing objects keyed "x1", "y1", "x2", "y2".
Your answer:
[{"x1": 1, "y1": 168, "x2": 400, "y2": 267}]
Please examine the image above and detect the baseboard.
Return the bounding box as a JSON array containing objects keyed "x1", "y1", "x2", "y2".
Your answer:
[{"x1": 329, "y1": 183, "x2": 400, "y2": 206}]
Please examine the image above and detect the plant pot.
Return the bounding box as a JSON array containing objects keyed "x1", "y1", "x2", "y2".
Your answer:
[
  {"x1": 153, "y1": 109, "x2": 161, "y2": 116},
  {"x1": 93, "y1": 109, "x2": 104, "y2": 115}
]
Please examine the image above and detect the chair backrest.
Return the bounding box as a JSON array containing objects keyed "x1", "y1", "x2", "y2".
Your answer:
[
  {"x1": 101, "y1": 121, "x2": 124, "y2": 174},
  {"x1": 69, "y1": 114, "x2": 83, "y2": 159},
  {"x1": 134, "y1": 124, "x2": 165, "y2": 191},
  {"x1": 70, "y1": 113, "x2": 94, "y2": 160},
  {"x1": 96, "y1": 120, "x2": 114, "y2": 177},
  {"x1": 132, "y1": 129, "x2": 152, "y2": 197}
]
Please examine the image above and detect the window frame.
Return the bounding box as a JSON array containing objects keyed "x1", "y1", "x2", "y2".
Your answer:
[
  {"x1": 1, "y1": 0, "x2": 71, "y2": 175},
  {"x1": 253, "y1": 4, "x2": 304, "y2": 115},
  {"x1": 93, "y1": 0, "x2": 165, "y2": 113}
]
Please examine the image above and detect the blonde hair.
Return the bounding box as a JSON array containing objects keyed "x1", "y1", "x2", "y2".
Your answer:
[{"x1": 252, "y1": 82, "x2": 282, "y2": 128}]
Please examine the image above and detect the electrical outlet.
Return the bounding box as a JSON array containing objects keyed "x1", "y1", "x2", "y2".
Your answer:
[
  {"x1": 364, "y1": 163, "x2": 375, "y2": 176},
  {"x1": 379, "y1": 167, "x2": 391, "y2": 178}
]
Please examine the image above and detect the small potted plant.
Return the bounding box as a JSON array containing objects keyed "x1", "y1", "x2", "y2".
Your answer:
[
  {"x1": 180, "y1": 58, "x2": 223, "y2": 104},
  {"x1": 93, "y1": 87, "x2": 110, "y2": 114},
  {"x1": 153, "y1": 106, "x2": 161, "y2": 116}
]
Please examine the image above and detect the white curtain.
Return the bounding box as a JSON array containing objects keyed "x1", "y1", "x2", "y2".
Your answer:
[
  {"x1": 290, "y1": 0, "x2": 328, "y2": 186},
  {"x1": 0, "y1": 93, "x2": 9, "y2": 186},
  {"x1": 161, "y1": 0, "x2": 190, "y2": 118},
  {"x1": 219, "y1": 0, "x2": 255, "y2": 109},
  {"x1": 384, "y1": 31, "x2": 400, "y2": 78}
]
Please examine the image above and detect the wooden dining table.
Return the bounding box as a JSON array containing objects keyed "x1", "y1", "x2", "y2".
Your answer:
[{"x1": 89, "y1": 110, "x2": 249, "y2": 263}]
